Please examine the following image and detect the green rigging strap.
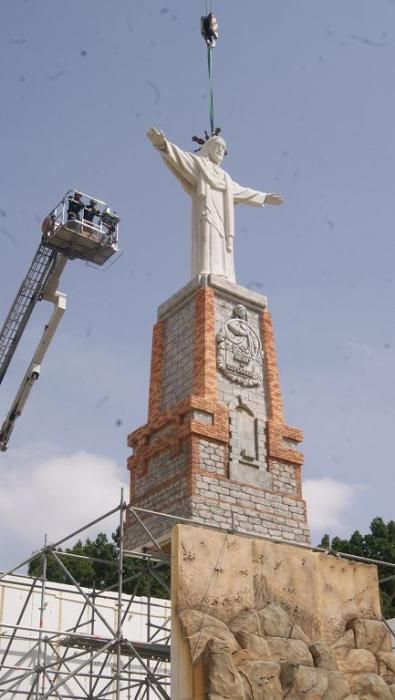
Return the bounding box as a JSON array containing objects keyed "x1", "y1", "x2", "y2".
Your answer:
[{"x1": 207, "y1": 46, "x2": 214, "y2": 134}]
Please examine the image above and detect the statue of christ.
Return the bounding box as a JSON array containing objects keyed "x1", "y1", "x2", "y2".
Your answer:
[{"x1": 147, "y1": 128, "x2": 283, "y2": 283}]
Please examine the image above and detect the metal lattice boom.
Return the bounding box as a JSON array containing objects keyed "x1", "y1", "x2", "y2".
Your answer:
[{"x1": 0, "y1": 243, "x2": 59, "y2": 385}]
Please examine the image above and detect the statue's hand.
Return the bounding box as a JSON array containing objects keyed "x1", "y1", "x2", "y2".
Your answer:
[
  {"x1": 147, "y1": 128, "x2": 166, "y2": 148},
  {"x1": 264, "y1": 193, "x2": 284, "y2": 206}
]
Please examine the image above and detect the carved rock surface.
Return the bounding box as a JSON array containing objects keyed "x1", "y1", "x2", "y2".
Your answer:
[
  {"x1": 336, "y1": 648, "x2": 377, "y2": 675},
  {"x1": 280, "y1": 662, "x2": 328, "y2": 698},
  {"x1": 324, "y1": 671, "x2": 351, "y2": 700},
  {"x1": 232, "y1": 648, "x2": 260, "y2": 667},
  {"x1": 267, "y1": 637, "x2": 314, "y2": 667},
  {"x1": 229, "y1": 609, "x2": 261, "y2": 638},
  {"x1": 179, "y1": 609, "x2": 230, "y2": 636},
  {"x1": 378, "y1": 650, "x2": 395, "y2": 682},
  {"x1": 236, "y1": 632, "x2": 271, "y2": 659},
  {"x1": 187, "y1": 627, "x2": 240, "y2": 662},
  {"x1": 180, "y1": 607, "x2": 395, "y2": 699},
  {"x1": 309, "y1": 642, "x2": 338, "y2": 670},
  {"x1": 347, "y1": 618, "x2": 392, "y2": 655},
  {"x1": 204, "y1": 639, "x2": 246, "y2": 700},
  {"x1": 279, "y1": 661, "x2": 299, "y2": 695},
  {"x1": 179, "y1": 609, "x2": 240, "y2": 661},
  {"x1": 258, "y1": 603, "x2": 293, "y2": 638},
  {"x1": 331, "y1": 629, "x2": 355, "y2": 660},
  {"x1": 348, "y1": 671, "x2": 393, "y2": 699},
  {"x1": 238, "y1": 660, "x2": 282, "y2": 699},
  {"x1": 291, "y1": 623, "x2": 311, "y2": 643}
]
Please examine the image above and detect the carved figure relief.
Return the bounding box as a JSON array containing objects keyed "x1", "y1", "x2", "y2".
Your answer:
[{"x1": 216, "y1": 304, "x2": 263, "y2": 387}]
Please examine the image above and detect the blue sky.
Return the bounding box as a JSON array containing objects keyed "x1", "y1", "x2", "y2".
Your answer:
[{"x1": 1, "y1": 0, "x2": 395, "y2": 568}]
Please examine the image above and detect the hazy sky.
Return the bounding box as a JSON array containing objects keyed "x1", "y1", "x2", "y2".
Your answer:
[{"x1": 1, "y1": 0, "x2": 394, "y2": 570}]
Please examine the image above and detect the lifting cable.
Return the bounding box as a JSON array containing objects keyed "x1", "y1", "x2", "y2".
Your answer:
[{"x1": 201, "y1": 1, "x2": 219, "y2": 135}]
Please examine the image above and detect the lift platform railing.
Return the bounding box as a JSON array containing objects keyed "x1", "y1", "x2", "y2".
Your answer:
[
  {"x1": 0, "y1": 191, "x2": 121, "y2": 388},
  {"x1": 45, "y1": 190, "x2": 120, "y2": 248}
]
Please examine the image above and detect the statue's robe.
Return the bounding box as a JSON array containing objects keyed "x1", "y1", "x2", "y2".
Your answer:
[{"x1": 157, "y1": 139, "x2": 268, "y2": 282}]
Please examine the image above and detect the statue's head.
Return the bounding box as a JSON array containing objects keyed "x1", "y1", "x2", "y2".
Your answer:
[
  {"x1": 233, "y1": 304, "x2": 248, "y2": 321},
  {"x1": 201, "y1": 135, "x2": 227, "y2": 165}
]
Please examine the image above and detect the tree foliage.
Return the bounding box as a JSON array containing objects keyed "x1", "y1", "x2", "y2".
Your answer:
[
  {"x1": 28, "y1": 529, "x2": 170, "y2": 599},
  {"x1": 319, "y1": 517, "x2": 395, "y2": 619}
]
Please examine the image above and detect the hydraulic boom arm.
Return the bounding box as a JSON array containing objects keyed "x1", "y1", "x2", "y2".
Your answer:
[
  {"x1": 0, "y1": 255, "x2": 67, "y2": 451},
  {"x1": 0, "y1": 289, "x2": 67, "y2": 451}
]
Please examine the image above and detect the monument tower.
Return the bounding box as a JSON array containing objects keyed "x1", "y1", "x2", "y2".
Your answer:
[
  {"x1": 125, "y1": 17, "x2": 395, "y2": 700},
  {"x1": 125, "y1": 127, "x2": 310, "y2": 550}
]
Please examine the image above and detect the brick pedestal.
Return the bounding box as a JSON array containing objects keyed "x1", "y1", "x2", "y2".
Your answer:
[{"x1": 125, "y1": 274, "x2": 310, "y2": 549}]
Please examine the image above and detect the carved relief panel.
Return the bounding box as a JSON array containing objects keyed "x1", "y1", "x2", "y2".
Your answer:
[{"x1": 216, "y1": 304, "x2": 263, "y2": 387}]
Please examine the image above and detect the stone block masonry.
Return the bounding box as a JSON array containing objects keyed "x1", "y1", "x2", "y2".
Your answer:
[
  {"x1": 125, "y1": 274, "x2": 310, "y2": 551},
  {"x1": 161, "y1": 295, "x2": 195, "y2": 411}
]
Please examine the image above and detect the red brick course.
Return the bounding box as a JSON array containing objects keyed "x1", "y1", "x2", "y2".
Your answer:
[
  {"x1": 147, "y1": 320, "x2": 164, "y2": 421},
  {"x1": 260, "y1": 310, "x2": 303, "y2": 478}
]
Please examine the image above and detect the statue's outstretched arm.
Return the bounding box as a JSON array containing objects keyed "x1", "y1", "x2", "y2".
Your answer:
[
  {"x1": 264, "y1": 193, "x2": 284, "y2": 206},
  {"x1": 147, "y1": 128, "x2": 197, "y2": 188},
  {"x1": 232, "y1": 181, "x2": 284, "y2": 207},
  {"x1": 147, "y1": 128, "x2": 166, "y2": 151}
]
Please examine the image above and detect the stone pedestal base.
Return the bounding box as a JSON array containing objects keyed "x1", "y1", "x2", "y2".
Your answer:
[{"x1": 126, "y1": 275, "x2": 310, "y2": 551}]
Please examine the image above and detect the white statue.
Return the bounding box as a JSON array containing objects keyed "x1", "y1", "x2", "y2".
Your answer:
[{"x1": 147, "y1": 128, "x2": 284, "y2": 282}]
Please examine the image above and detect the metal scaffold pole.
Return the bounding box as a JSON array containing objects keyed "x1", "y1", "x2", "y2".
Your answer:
[
  {"x1": 116, "y1": 489, "x2": 124, "y2": 700},
  {"x1": 35, "y1": 537, "x2": 47, "y2": 700}
]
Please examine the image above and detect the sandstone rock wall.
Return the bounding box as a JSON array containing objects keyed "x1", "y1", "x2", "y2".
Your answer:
[
  {"x1": 179, "y1": 606, "x2": 395, "y2": 699},
  {"x1": 171, "y1": 525, "x2": 392, "y2": 699}
]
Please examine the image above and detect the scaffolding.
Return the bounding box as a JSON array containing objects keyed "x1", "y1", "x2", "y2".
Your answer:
[
  {"x1": 2, "y1": 494, "x2": 395, "y2": 699},
  {"x1": 0, "y1": 494, "x2": 172, "y2": 700}
]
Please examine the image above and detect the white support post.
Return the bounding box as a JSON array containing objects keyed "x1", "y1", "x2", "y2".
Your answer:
[{"x1": 0, "y1": 289, "x2": 67, "y2": 451}]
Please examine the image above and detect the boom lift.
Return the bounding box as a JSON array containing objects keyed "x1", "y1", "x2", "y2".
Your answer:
[{"x1": 0, "y1": 190, "x2": 120, "y2": 451}]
